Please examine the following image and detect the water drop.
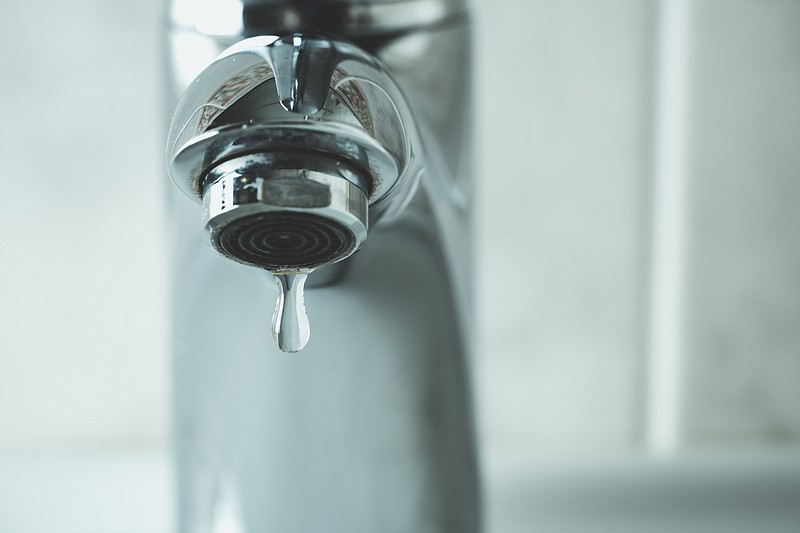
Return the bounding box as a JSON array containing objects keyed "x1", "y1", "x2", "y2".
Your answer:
[{"x1": 271, "y1": 272, "x2": 310, "y2": 353}]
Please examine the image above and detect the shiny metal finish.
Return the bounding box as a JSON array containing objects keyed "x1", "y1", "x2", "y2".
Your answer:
[
  {"x1": 167, "y1": 33, "x2": 418, "y2": 276},
  {"x1": 202, "y1": 163, "x2": 369, "y2": 271},
  {"x1": 166, "y1": 1, "x2": 478, "y2": 532},
  {"x1": 167, "y1": 34, "x2": 411, "y2": 218}
]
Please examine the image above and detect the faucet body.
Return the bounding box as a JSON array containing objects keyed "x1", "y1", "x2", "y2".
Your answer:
[{"x1": 166, "y1": 1, "x2": 478, "y2": 531}]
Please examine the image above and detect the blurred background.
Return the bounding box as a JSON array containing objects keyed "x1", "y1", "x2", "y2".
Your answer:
[{"x1": 1, "y1": 0, "x2": 799, "y2": 531}]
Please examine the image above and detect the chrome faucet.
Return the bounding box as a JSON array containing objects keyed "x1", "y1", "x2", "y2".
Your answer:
[{"x1": 165, "y1": 0, "x2": 479, "y2": 531}]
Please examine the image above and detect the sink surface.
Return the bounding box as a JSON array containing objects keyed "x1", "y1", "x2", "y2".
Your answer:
[
  {"x1": 1, "y1": 448, "x2": 798, "y2": 533},
  {"x1": 487, "y1": 450, "x2": 800, "y2": 533}
]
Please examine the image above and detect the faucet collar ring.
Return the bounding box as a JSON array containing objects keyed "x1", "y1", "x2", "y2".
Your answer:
[{"x1": 172, "y1": 121, "x2": 399, "y2": 204}]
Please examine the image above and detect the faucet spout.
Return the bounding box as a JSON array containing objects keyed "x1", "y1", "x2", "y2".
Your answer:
[{"x1": 167, "y1": 33, "x2": 421, "y2": 351}]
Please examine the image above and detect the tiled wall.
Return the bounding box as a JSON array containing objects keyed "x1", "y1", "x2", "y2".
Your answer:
[
  {"x1": 474, "y1": 0, "x2": 651, "y2": 452},
  {"x1": 474, "y1": 0, "x2": 800, "y2": 455},
  {"x1": 0, "y1": 1, "x2": 168, "y2": 447},
  {"x1": 0, "y1": 0, "x2": 797, "y2": 453},
  {"x1": 683, "y1": 0, "x2": 800, "y2": 443}
]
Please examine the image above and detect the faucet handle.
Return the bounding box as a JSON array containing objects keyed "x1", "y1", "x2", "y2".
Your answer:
[{"x1": 268, "y1": 34, "x2": 336, "y2": 115}]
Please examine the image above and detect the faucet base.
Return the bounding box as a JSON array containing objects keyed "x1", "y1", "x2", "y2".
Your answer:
[{"x1": 173, "y1": 209, "x2": 480, "y2": 532}]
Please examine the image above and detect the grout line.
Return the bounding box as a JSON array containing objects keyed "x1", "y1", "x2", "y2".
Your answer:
[{"x1": 645, "y1": 0, "x2": 692, "y2": 456}]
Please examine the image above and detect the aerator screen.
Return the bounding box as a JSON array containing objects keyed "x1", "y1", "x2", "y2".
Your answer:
[{"x1": 216, "y1": 211, "x2": 357, "y2": 271}]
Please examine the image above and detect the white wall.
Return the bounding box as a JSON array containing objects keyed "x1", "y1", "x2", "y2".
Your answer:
[
  {"x1": 682, "y1": 0, "x2": 800, "y2": 444},
  {"x1": 0, "y1": 1, "x2": 168, "y2": 448},
  {"x1": 474, "y1": 0, "x2": 800, "y2": 457},
  {"x1": 474, "y1": 0, "x2": 651, "y2": 454}
]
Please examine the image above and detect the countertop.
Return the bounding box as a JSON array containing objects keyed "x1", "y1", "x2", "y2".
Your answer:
[{"x1": 2, "y1": 448, "x2": 799, "y2": 533}]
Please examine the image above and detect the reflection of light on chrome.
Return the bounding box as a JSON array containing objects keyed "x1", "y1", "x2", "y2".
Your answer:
[
  {"x1": 170, "y1": 32, "x2": 225, "y2": 93},
  {"x1": 172, "y1": 0, "x2": 243, "y2": 36},
  {"x1": 647, "y1": 0, "x2": 692, "y2": 457},
  {"x1": 211, "y1": 482, "x2": 245, "y2": 533}
]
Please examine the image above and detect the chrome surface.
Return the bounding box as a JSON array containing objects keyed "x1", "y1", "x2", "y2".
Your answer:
[
  {"x1": 166, "y1": 1, "x2": 477, "y2": 531},
  {"x1": 202, "y1": 165, "x2": 369, "y2": 271},
  {"x1": 167, "y1": 35, "x2": 406, "y2": 206}
]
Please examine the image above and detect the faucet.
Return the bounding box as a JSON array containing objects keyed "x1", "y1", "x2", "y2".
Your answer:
[{"x1": 165, "y1": 0, "x2": 479, "y2": 531}]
